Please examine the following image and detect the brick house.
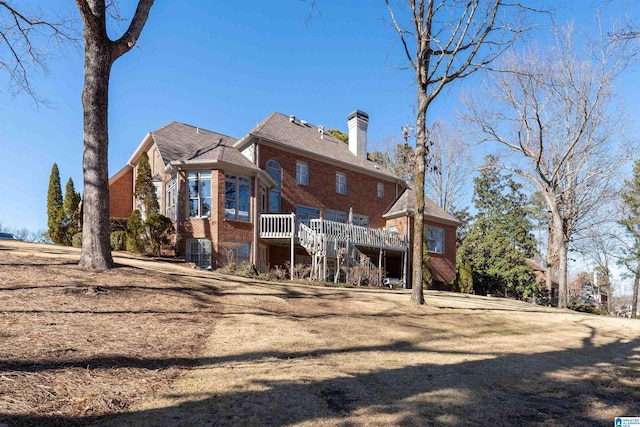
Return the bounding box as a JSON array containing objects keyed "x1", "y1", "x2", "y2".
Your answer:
[{"x1": 109, "y1": 110, "x2": 459, "y2": 287}]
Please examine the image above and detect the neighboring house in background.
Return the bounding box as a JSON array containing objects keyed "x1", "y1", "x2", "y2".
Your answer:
[
  {"x1": 109, "y1": 110, "x2": 459, "y2": 287},
  {"x1": 526, "y1": 258, "x2": 560, "y2": 306}
]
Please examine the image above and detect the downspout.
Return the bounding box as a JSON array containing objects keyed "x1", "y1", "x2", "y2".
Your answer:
[
  {"x1": 253, "y1": 175, "x2": 259, "y2": 267},
  {"x1": 174, "y1": 169, "x2": 181, "y2": 259},
  {"x1": 254, "y1": 139, "x2": 261, "y2": 270},
  {"x1": 405, "y1": 213, "x2": 411, "y2": 289}
]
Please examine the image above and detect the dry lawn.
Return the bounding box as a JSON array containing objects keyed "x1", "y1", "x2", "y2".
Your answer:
[{"x1": 1, "y1": 240, "x2": 639, "y2": 426}]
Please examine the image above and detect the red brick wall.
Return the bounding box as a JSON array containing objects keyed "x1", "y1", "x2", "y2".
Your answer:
[
  {"x1": 176, "y1": 170, "x2": 256, "y2": 269},
  {"x1": 386, "y1": 216, "x2": 457, "y2": 285},
  {"x1": 259, "y1": 144, "x2": 400, "y2": 228},
  {"x1": 425, "y1": 219, "x2": 457, "y2": 285},
  {"x1": 109, "y1": 167, "x2": 133, "y2": 218}
]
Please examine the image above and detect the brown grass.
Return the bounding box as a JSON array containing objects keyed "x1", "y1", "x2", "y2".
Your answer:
[{"x1": 1, "y1": 240, "x2": 639, "y2": 426}]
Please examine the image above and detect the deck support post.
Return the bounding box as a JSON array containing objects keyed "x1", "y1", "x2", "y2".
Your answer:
[{"x1": 290, "y1": 212, "x2": 296, "y2": 280}]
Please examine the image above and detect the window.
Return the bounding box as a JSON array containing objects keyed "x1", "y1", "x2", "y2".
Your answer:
[
  {"x1": 153, "y1": 149, "x2": 163, "y2": 175},
  {"x1": 187, "y1": 171, "x2": 212, "y2": 218},
  {"x1": 165, "y1": 177, "x2": 177, "y2": 221},
  {"x1": 427, "y1": 227, "x2": 445, "y2": 254},
  {"x1": 296, "y1": 161, "x2": 309, "y2": 185},
  {"x1": 266, "y1": 160, "x2": 281, "y2": 212},
  {"x1": 153, "y1": 180, "x2": 162, "y2": 207},
  {"x1": 336, "y1": 172, "x2": 347, "y2": 194},
  {"x1": 388, "y1": 224, "x2": 397, "y2": 233},
  {"x1": 326, "y1": 209, "x2": 347, "y2": 223},
  {"x1": 353, "y1": 214, "x2": 369, "y2": 227},
  {"x1": 225, "y1": 242, "x2": 251, "y2": 265},
  {"x1": 377, "y1": 183, "x2": 385, "y2": 198},
  {"x1": 225, "y1": 174, "x2": 251, "y2": 221},
  {"x1": 187, "y1": 238, "x2": 212, "y2": 269},
  {"x1": 296, "y1": 205, "x2": 320, "y2": 225},
  {"x1": 259, "y1": 184, "x2": 268, "y2": 214}
]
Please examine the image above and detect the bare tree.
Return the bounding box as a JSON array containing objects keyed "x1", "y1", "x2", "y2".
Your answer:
[
  {"x1": 75, "y1": 0, "x2": 154, "y2": 269},
  {"x1": 0, "y1": 1, "x2": 78, "y2": 104},
  {"x1": 465, "y1": 25, "x2": 635, "y2": 308},
  {"x1": 425, "y1": 120, "x2": 472, "y2": 214},
  {"x1": 386, "y1": 0, "x2": 531, "y2": 304},
  {"x1": 576, "y1": 222, "x2": 621, "y2": 313}
]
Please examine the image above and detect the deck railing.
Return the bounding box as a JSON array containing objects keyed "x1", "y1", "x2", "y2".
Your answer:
[
  {"x1": 260, "y1": 213, "x2": 296, "y2": 238},
  {"x1": 260, "y1": 214, "x2": 407, "y2": 252},
  {"x1": 307, "y1": 219, "x2": 406, "y2": 251}
]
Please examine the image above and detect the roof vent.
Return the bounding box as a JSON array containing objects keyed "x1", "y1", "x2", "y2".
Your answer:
[
  {"x1": 289, "y1": 115, "x2": 295, "y2": 123},
  {"x1": 300, "y1": 120, "x2": 308, "y2": 126},
  {"x1": 196, "y1": 127, "x2": 200, "y2": 134},
  {"x1": 318, "y1": 125, "x2": 324, "y2": 139}
]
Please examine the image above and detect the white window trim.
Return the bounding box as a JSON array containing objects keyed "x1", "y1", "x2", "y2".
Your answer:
[
  {"x1": 326, "y1": 209, "x2": 347, "y2": 223},
  {"x1": 266, "y1": 160, "x2": 281, "y2": 212},
  {"x1": 165, "y1": 177, "x2": 177, "y2": 221},
  {"x1": 427, "y1": 226, "x2": 445, "y2": 254},
  {"x1": 187, "y1": 171, "x2": 212, "y2": 218},
  {"x1": 224, "y1": 242, "x2": 251, "y2": 265},
  {"x1": 186, "y1": 238, "x2": 212, "y2": 269},
  {"x1": 336, "y1": 172, "x2": 347, "y2": 195},
  {"x1": 296, "y1": 161, "x2": 309, "y2": 186},
  {"x1": 224, "y1": 174, "x2": 251, "y2": 222}
]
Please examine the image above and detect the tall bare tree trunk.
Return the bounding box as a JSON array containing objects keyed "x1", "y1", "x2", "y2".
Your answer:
[
  {"x1": 411, "y1": 87, "x2": 428, "y2": 305},
  {"x1": 633, "y1": 258, "x2": 640, "y2": 317},
  {"x1": 75, "y1": 0, "x2": 154, "y2": 269},
  {"x1": 557, "y1": 235, "x2": 569, "y2": 309},
  {"x1": 79, "y1": 32, "x2": 113, "y2": 269}
]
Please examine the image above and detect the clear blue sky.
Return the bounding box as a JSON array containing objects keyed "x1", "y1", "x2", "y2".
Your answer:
[{"x1": 0, "y1": 0, "x2": 636, "y2": 236}]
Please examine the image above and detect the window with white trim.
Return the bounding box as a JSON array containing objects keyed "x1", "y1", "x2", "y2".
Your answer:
[
  {"x1": 326, "y1": 209, "x2": 347, "y2": 223},
  {"x1": 224, "y1": 242, "x2": 251, "y2": 265},
  {"x1": 165, "y1": 177, "x2": 177, "y2": 221},
  {"x1": 266, "y1": 160, "x2": 281, "y2": 212},
  {"x1": 187, "y1": 171, "x2": 212, "y2": 218},
  {"x1": 427, "y1": 227, "x2": 445, "y2": 254},
  {"x1": 377, "y1": 182, "x2": 385, "y2": 198},
  {"x1": 224, "y1": 174, "x2": 251, "y2": 221},
  {"x1": 153, "y1": 181, "x2": 162, "y2": 209},
  {"x1": 296, "y1": 205, "x2": 320, "y2": 225},
  {"x1": 296, "y1": 161, "x2": 309, "y2": 186},
  {"x1": 336, "y1": 172, "x2": 347, "y2": 194},
  {"x1": 187, "y1": 238, "x2": 212, "y2": 269},
  {"x1": 353, "y1": 214, "x2": 369, "y2": 227},
  {"x1": 388, "y1": 224, "x2": 397, "y2": 233}
]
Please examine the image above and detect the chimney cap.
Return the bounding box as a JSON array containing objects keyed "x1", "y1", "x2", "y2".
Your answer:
[{"x1": 348, "y1": 110, "x2": 369, "y2": 122}]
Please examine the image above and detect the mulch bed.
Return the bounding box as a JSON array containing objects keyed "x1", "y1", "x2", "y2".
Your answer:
[{"x1": 0, "y1": 252, "x2": 221, "y2": 426}]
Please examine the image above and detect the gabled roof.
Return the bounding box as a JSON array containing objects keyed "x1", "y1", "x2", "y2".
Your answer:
[
  {"x1": 124, "y1": 121, "x2": 274, "y2": 186},
  {"x1": 151, "y1": 121, "x2": 255, "y2": 169},
  {"x1": 383, "y1": 187, "x2": 460, "y2": 225},
  {"x1": 234, "y1": 112, "x2": 402, "y2": 182}
]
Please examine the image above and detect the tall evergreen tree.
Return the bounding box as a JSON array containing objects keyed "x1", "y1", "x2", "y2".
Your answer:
[
  {"x1": 460, "y1": 156, "x2": 537, "y2": 299},
  {"x1": 47, "y1": 163, "x2": 64, "y2": 244},
  {"x1": 619, "y1": 159, "x2": 640, "y2": 317},
  {"x1": 134, "y1": 151, "x2": 159, "y2": 218},
  {"x1": 57, "y1": 177, "x2": 82, "y2": 245}
]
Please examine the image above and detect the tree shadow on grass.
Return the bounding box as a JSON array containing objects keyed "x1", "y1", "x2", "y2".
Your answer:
[{"x1": 2, "y1": 333, "x2": 639, "y2": 426}]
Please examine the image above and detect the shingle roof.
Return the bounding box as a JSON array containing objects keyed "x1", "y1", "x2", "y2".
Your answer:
[
  {"x1": 150, "y1": 121, "x2": 259, "y2": 171},
  {"x1": 234, "y1": 112, "x2": 401, "y2": 181},
  {"x1": 383, "y1": 187, "x2": 460, "y2": 225}
]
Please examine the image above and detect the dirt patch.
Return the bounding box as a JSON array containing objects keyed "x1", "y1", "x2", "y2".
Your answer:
[{"x1": 1, "y1": 241, "x2": 640, "y2": 426}]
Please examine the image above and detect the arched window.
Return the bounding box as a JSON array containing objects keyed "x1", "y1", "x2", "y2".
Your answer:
[{"x1": 266, "y1": 160, "x2": 281, "y2": 212}]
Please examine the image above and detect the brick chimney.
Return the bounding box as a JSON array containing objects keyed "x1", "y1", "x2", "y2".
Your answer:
[{"x1": 348, "y1": 110, "x2": 368, "y2": 159}]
